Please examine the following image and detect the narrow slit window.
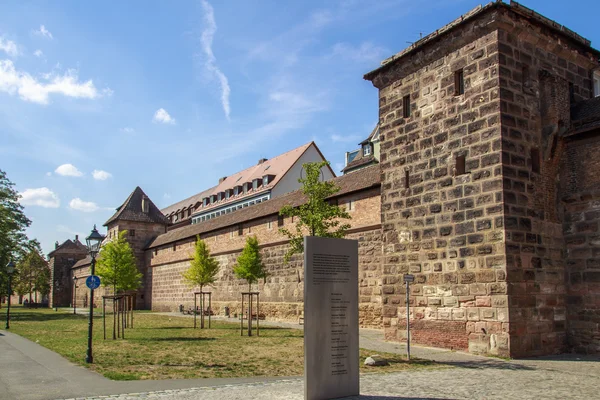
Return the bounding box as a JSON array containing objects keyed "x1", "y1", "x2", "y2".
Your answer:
[
  {"x1": 278, "y1": 215, "x2": 284, "y2": 227},
  {"x1": 238, "y1": 224, "x2": 243, "y2": 236},
  {"x1": 569, "y1": 82, "x2": 575, "y2": 104},
  {"x1": 402, "y1": 95, "x2": 411, "y2": 118},
  {"x1": 531, "y1": 148, "x2": 540, "y2": 173},
  {"x1": 455, "y1": 69, "x2": 464, "y2": 95},
  {"x1": 522, "y1": 65, "x2": 531, "y2": 90},
  {"x1": 405, "y1": 170, "x2": 410, "y2": 189},
  {"x1": 456, "y1": 155, "x2": 466, "y2": 175}
]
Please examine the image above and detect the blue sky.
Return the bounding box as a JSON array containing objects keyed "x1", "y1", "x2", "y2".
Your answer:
[{"x1": 1, "y1": 0, "x2": 599, "y2": 256}]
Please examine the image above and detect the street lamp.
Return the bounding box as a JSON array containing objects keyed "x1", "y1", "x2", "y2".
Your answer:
[
  {"x1": 5, "y1": 261, "x2": 15, "y2": 329},
  {"x1": 73, "y1": 276, "x2": 78, "y2": 315},
  {"x1": 85, "y1": 225, "x2": 104, "y2": 364}
]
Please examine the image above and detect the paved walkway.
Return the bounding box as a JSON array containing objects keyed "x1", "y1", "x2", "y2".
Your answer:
[{"x1": 1, "y1": 314, "x2": 599, "y2": 400}]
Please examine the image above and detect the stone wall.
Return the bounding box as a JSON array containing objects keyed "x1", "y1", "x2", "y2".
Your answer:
[
  {"x1": 147, "y1": 188, "x2": 383, "y2": 327},
  {"x1": 495, "y1": 12, "x2": 599, "y2": 355},
  {"x1": 106, "y1": 221, "x2": 167, "y2": 309},
  {"x1": 374, "y1": 24, "x2": 508, "y2": 355},
  {"x1": 561, "y1": 132, "x2": 600, "y2": 354},
  {"x1": 50, "y1": 250, "x2": 87, "y2": 307}
]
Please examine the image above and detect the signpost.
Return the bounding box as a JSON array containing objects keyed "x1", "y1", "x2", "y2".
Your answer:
[
  {"x1": 86, "y1": 275, "x2": 101, "y2": 290},
  {"x1": 404, "y1": 274, "x2": 414, "y2": 361},
  {"x1": 304, "y1": 236, "x2": 359, "y2": 400}
]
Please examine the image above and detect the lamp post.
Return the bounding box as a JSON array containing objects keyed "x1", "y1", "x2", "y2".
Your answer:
[
  {"x1": 73, "y1": 276, "x2": 78, "y2": 315},
  {"x1": 5, "y1": 261, "x2": 15, "y2": 329},
  {"x1": 85, "y1": 225, "x2": 104, "y2": 364}
]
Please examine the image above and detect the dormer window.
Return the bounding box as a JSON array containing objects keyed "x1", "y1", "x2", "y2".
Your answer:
[
  {"x1": 225, "y1": 189, "x2": 231, "y2": 199},
  {"x1": 234, "y1": 186, "x2": 240, "y2": 196},
  {"x1": 363, "y1": 144, "x2": 371, "y2": 156},
  {"x1": 217, "y1": 192, "x2": 222, "y2": 201},
  {"x1": 594, "y1": 71, "x2": 600, "y2": 97},
  {"x1": 141, "y1": 196, "x2": 149, "y2": 213},
  {"x1": 210, "y1": 194, "x2": 217, "y2": 203},
  {"x1": 253, "y1": 178, "x2": 261, "y2": 190},
  {"x1": 203, "y1": 197, "x2": 209, "y2": 206},
  {"x1": 243, "y1": 182, "x2": 250, "y2": 193},
  {"x1": 263, "y1": 176, "x2": 269, "y2": 186}
]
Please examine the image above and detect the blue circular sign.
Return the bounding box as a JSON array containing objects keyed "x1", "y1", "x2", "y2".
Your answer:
[{"x1": 86, "y1": 275, "x2": 101, "y2": 290}]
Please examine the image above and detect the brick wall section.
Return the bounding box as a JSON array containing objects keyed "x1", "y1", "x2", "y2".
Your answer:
[
  {"x1": 106, "y1": 221, "x2": 167, "y2": 309},
  {"x1": 374, "y1": 23, "x2": 509, "y2": 355},
  {"x1": 495, "y1": 14, "x2": 598, "y2": 355},
  {"x1": 147, "y1": 189, "x2": 383, "y2": 327},
  {"x1": 561, "y1": 132, "x2": 600, "y2": 354},
  {"x1": 49, "y1": 250, "x2": 87, "y2": 307}
]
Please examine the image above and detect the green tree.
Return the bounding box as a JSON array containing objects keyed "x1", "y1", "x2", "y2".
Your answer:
[
  {"x1": 182, "y1": 236, "x2": 220, "y2": 293},
  {"x1": 14, "y1": 240, "x2": 49, "y2": 303},
  {"x1": 233, "y1": 236, "x2": 267, "y2": 292},
  {"x1": 279, "y1": 161, "x2": 351, "y2": 262},
  {"x1": 96, "y1": 230, "x2": 141, "y2": 294},
  {"x1": 0, "y1": 169, "x2": 32, "y2": 301}
]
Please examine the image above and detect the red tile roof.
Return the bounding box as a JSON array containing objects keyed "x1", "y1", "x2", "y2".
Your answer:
[
  {"x1": 161, "y1": 141, "x2": 334, "y2": 220},
  {"x1": 147, "y1": 164, "x2": 381, "y2": 249}
]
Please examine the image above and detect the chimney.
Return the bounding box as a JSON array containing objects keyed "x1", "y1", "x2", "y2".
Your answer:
[
  {"x1": 219, "y1": 176, "x2": 228, "y2": 184},
  {"x1": 75, "y1": 235, "x2": 79, "y2": 242},
  {"x1": 258, "y1": 158, "x2": 268, "y2": 164},
  {"x1": 55, "y1": 241, "x2": 59, "y2": 249}
]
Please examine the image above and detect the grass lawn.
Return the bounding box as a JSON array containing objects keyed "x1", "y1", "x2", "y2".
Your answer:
[{"x1": 3, "y1": 306, "x2": 438, "y2": 380}]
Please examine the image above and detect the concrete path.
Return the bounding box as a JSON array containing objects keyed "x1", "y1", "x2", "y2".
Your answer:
[{"x1": 2, "y1": 314, "x2": 599, "y2": 400}]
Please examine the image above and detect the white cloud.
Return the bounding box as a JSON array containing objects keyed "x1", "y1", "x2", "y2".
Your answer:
[
  {"x1": 69, "y1": 198, "x2": 99, "y2": 212},
  {"x1": 33, "y1": 25, "x2": 53, "y2": 39},
  {"x1": 20, "y1": 187, "x2": 60, "y2": 208},
  {"x1": 200, "y1": 0, "x2": 231, "y2": 120},
  {"x1": 120, "y1": 127, "x2": 135, "y2": 134},
  {"x1": 330, "y1": 41, "x2": 388, "y2": 64},
  {"x1": 153, "y1": 108, "x2": 175, "y2": 124},
  {"x1": 92, "y1": 169, "x2": 112, "y2": 180},
  {"x1": 0, "y1": 37, "x2": 18, "y2": 57},
  {"x1": 33, "y1": 49, "x2": 43, "y2": 58},
  {"x1": 0, "y1": 60, "x2": 104, "y2": 104},
  {"x1": 55, "y1": 163, "x2": 83, "y2": 177},
  {"x1": 331, "y1": 133, "x2": 362, "y2": 143}
]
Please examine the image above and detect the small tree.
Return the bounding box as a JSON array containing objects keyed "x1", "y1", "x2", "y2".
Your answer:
[
  {"x1": 279, "y1": 161, "x2": 351, "y2": 262},
  {"x1": 96, "y1": 230, "x2": 141, "y2": 339},
  {"x1": 96, "y1": 230, "x2": 141, "y2": 295},
  {"x1": 233, "y1": 236, "x2": 267, "y2": 292},
  {"x1": 182, "y1": 236, "x2": 220, "y2": 293}
]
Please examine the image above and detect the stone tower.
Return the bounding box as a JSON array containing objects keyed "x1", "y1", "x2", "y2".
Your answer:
[
  {"x1": 48, "y1": 237, "x2": 88, "y2": 307},
  {"x1": 104, "y1": 187, "x2": 169, "y2": 309},
  {"x1": 365, "y1": 1, "x2": 600, "y2": 357}
]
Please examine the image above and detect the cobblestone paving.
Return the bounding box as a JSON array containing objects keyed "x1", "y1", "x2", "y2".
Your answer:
[{"x1": 73, "y1": 355, "x2": 600, "y2": 400}]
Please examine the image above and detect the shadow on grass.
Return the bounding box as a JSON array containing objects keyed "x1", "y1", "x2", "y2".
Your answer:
[
  {"x1": 130, "y1": 337, "x2": 217, "y2": 342},
  {"x1": 7, "y1": 312, "x2": 84, "y2": 323}
]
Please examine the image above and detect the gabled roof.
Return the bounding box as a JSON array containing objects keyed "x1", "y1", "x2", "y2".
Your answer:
[
  {"x1": 160, "y1": 186, "x2": 217, "y2": 219},
  {"x1": 342, "y1": 155, "x2": 378, "y2": 173},
  {"x1": 359, "y1": 124, "x2": 380, "y2": 145},
  {"x1": 72, "y1": 255, "x2": 92, "y2": 269},
  {"x1": 48, "y1": 239, "x2": 88, "y2": 258},
  {"x1": 161, "y1": 141, "x2": 335, "y2": 220},
  {"x1": 147, "y1": 164, "x2": 380, "y2": 249},
  {"x1": 104, "y1": 186, "x2": 170, "y2": 226}
]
